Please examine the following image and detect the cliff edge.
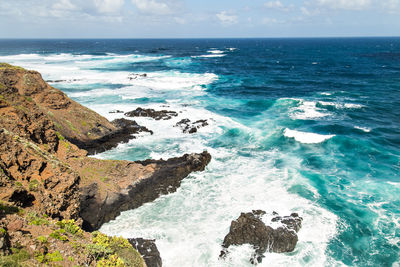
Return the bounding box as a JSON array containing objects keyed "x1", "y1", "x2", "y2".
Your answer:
[{"x1": 0, "y1": 63, "x2": 211, "y2": 266}]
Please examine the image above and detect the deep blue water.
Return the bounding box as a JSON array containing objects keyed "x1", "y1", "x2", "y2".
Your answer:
[{"x1": 1, "y1": 38, "x2": 399, "y2": 266}]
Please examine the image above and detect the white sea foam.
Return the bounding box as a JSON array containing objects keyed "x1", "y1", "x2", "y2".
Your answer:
[
  {"x1": 192, "y1": 54, "x2": 226, "y2": 58},
  {"x1": 290, "y1": 100, "x2": 331, "y2": 120},
  {"x1": 318, "y1": 101, "x2": 364, "y2": 109},
  {"x1": 4, "y1": 52, "x2": 340, "y2": 266},
  {"x1": 343, "y1": 103, "x2": 364, "y2": 109},
  {"x1": 125, "y1": 71, "x2": 218, "y2": 91},
  {"x1": 207, "y1": 49, "x2": 225, "y2": 54},
  {"x1": 100, "y1": 148, "x2": 338, "y2": 267},
  {"x1": 320, "y1": 92, "x2": 332, "y2": 96},
  {"x1": 284, "y1": 128, "x2": 335, "y2": 144},
  {"x1": 354, "y1": 126, "x2": 371, "y2": 132},
  {"x1": 94, "y1": 102, "x2": 338, "y2": 267}
]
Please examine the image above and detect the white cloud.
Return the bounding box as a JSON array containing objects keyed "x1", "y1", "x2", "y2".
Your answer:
[
  {"x1": 174, "y1": 17, "x2": 185, "y2": 24},
  {"x1": 49, "y1": 0, "x2": 80, "y2": 17},
  {"x1": 262, "y1": 17, "x2": 279, "y2": 24},
  {"x1": 300, "y1": 6, "x2": 320, "y2": 16},
  {"x1": 317, "y1": 0, "x2": 372, "y2": 10},
  {"x1": 131, "y1": 0, "x2": 174, "y2": 15},
  {"x1": 52, "y1": 0, "x2": 78, "y2": 11},
  {"x1": 381, "y1": 0, "x2": 400, "y2": 13},
  {"x1": 94, "y1": 0, "x2": 125, "y2": 13},
  {"x1": 264, "y1": 1, "x2": 293, "y2": 11},
  {"x1": 216, "y1": 11, "x2": 238, "y2": 26}
]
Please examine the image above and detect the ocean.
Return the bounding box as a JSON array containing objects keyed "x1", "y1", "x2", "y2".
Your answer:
[{"x1": 0, "y1": 38, "x2": 399, "y2": 266}]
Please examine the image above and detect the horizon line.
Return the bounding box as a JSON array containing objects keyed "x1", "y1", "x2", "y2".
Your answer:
[{"x1": 1, "y1": 36, "x2": 400, "y2": 40}]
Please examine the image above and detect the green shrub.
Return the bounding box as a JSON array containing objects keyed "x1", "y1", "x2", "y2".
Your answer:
[
  {"x1": 90, "y1": 232, "x2": 145, "y2": 267},
  {"x1": 97, "y1": 254, "x2": 125, "y2": 267},
  {"x1": 50, "y1": 229, "x2": 68, "y2": 242},
  {"x1": 36, "y1": 236, "x2": 48, "y2": 244},
  {"x1": 0, "y1": 248, "x2": 30, "y2": 266},
  {"x1": 55, "y1": 131, "x2": 65, "y2": 141},
  {"x1": 91, "y1": 232, "x2": 131, "y2": 251},
  {"x1": 86, "y1": 243, "x2": 113, "y2": 260},
  {"x1": 56, "y1": 219, "x2": 83, "y2": 236},
  {"x1": 28, "y1": 180, "x2": 40, "y2": 191},
  {"x1": 27, "y1": 213, "x2": 49, "y2": 226},
  {"x1": 35, "y1": 251, "x2": 63, "y2": 264}
]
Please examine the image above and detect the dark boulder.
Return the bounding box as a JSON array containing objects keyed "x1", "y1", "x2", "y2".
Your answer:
[
  {"x1": 128, "y1": 238, "x2": 162, "y2": 267},
  {"x1": 125, "y1": 108, "x2": 177, "y2": 120},
  {"x1": 220, "y1": 210, "x2": 302, "y2": 264},
  {"x1": 175, "y1": 119, "x2": 208, "y2": 134}
]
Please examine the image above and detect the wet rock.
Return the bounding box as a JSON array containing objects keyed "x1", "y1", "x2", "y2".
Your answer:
[
  {"x1": 125, "y1": 107, "x2": 178, "y2": 120},
  {"x1": 128, "y1": 238, "x2": 162, "y2": 267},
  {"x1": 128, "y1": 73, "x2": 147, "y2": 80},
  {"x1": 271, "y1": 212, "x2": 302, "y2": 232},
  {"x1": 109, "y1": 110, "x2": 124, "y2": 114},
  {"x1": 220, "y1": 210, "x2": 302, "y2": 264},
  {"x1": 175, "y1": 119, "x2": 208, "y2": 134}
]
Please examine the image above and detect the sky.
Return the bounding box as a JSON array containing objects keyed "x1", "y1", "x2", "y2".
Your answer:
[{"x1": 0, "y1": 0, "x2": 399, "y2": 38}]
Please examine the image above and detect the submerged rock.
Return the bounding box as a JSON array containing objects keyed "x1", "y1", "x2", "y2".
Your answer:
[
  {"x1": 175, "y1": 118, "x2": 208, "y2": 134},
  {"x1": 220, "y1": 210, "x2": 302, "y2": 264},
  {"x1": 109, "y1": 109, "x2": 124, "y2": 114},
  {"x1": 125, "y1": 107, "x2": 178, "y2": 120},
  {"x1": 128, "y1": 73, "x2": 147, "y2": 80},
  {"x1": 128, "y1": 238, "x2": 162, "y2": 267}
]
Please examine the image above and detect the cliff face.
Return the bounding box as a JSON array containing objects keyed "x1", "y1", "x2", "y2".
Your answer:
[
  {"x1": 0, "y1": 63, "x2": 117, "y2": 150},
  {"x1": 0, "y1": 63, "x2": 211, "y2": 266},
  {"x1": 77, "y1": 152, "x2": 211, "y2": 231},
  {"x1": 0, "y1": 64, "x2": 83, "y2": 221}
]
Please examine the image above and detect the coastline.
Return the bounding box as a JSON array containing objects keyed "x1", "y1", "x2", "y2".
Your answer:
[{"x1": 0, "y1": 63, "x2": 211, "y2": 266}]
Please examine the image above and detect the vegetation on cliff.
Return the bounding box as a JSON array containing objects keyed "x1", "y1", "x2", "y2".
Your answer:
[
  {"x1": 0, "y1": 63, "x2": 211, "y2": 266},
  {"x1": 0, "y1": 63, "x2": 147, "y2": 266}
]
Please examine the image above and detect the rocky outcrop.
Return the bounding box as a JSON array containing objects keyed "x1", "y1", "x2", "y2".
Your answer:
[
  {"x1": 76, "y1": 118, "x2": 153, "y2": 155},
  {"x1": 0, "y1": 69, "x2": 82, "y2": 221},
  {"x1": 175, "y1": 118, "x2": 208, "y2": 134},
  {"x1": 128, "y1": 238, "x2": 162, "y2": 267},
  {"x1": 220, "y1": 210, "x2": 302, "y2": 264},
  {"x1": 78, "y1": 151, "x2": 211, "y2": 231},
  {"x1": 0, "y1": 63, "x2": 142, "y2": 155},
  {"x1": 125, "y1": 107, "x2": 178, "y2": 120},
  {"x1": 0, "y1": 63, "x2": 212, "y2": 265}
]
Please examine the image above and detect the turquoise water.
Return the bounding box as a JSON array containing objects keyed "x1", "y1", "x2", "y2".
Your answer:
[{"x1": 1, "y1": 38, "x2": 399, "y2": 266}]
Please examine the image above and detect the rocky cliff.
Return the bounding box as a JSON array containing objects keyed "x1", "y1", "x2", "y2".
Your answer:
[{"x1": 0, "y1": 63, "x2": 211, "y2": 266}]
